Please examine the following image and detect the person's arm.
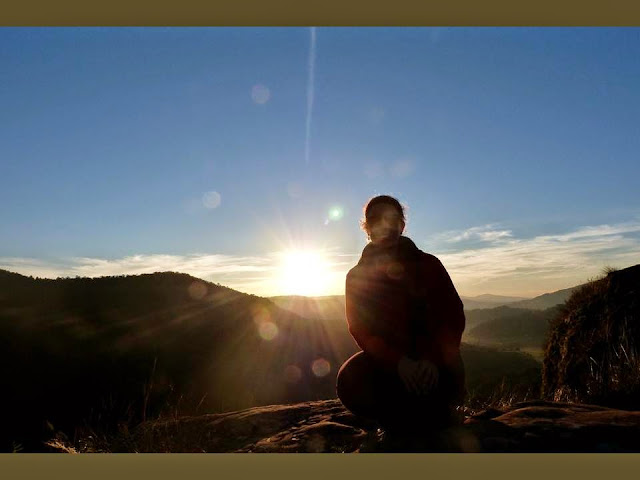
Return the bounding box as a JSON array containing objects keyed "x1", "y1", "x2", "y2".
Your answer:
[
  {"x1": 426, "y1": 257, "x2": 465, "y2": 367},
  {"x1": 345, "y1": 270, "x2": 404, "y2": 371}
]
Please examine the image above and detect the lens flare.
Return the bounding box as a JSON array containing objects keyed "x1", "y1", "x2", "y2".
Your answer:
[
  {"x1": 202, "y1": 191, "x2": 222, "y2": 209},
  {"x1": 369, "y1": 106, "x2": 385, "y2": 124},
  {"x1": 311, "y1": 358, "x2": 331, "y2": 377},
  {"x1": 187, "y1": 281, "x2": 208, "y2": 300},
  {"x1": 386, "y1": 262, "x2": 405, "y2": 280},
  {"x1": 327, "y1": 206, "x2": 344, "y2": 221},
  {"x1": 284, "y1": 365, "x2": 302, "y2": 383},
  {"x1": 251, "y1": 84, "x2": 271, "y2": 104},
  {"x1": 258, "y1": 321, "x2": 278, "y2": 341},
  {"x1": 252, "y1": 306, "x2": 271, "y2": 325}
]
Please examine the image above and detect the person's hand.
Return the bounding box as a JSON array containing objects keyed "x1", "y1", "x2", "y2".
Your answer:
[
  {"x1": 397, "y1": 356, "x2": 439, "y2": 396},
  {"x1": 397, "y1": 356, "x2": 420, "y2": 394},
  {"x1": 414, "y1": 359, "x2": 439, "y2": 395}
]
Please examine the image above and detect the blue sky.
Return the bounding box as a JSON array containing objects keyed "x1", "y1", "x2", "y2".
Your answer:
[{"x1": 1, "y1": 27, "x2": 639, "y2": 297}]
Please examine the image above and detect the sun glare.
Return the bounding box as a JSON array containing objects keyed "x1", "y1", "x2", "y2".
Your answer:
[{"x1": 277, "y1": 250, "x2": 333, "y2": 296}]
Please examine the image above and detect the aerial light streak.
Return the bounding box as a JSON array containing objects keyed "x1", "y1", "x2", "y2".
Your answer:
[{"x1": 305, "y1": 27, "x2": 316, "y2": 165}]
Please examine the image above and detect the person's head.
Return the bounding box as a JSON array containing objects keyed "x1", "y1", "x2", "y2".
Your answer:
[{"x1": 360, "y1": 195, "x2": 406, "y2": 247}]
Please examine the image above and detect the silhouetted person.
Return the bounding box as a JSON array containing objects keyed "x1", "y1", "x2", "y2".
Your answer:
[{"x1": 336, "y1": 195, "x2": 466, "y2": 435}]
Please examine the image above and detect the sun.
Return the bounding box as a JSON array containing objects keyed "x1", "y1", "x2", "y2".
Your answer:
[{"x1": 277, "y1": 250, "x2": 333, "y2": 296}]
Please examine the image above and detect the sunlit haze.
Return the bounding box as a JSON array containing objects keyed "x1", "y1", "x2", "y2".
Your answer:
[{"x1": 1, "y1": 28, "x2": 640, "y2": 298}]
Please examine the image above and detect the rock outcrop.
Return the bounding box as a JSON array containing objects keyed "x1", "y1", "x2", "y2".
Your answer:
[{"x1": 54, "y1": 399, "x2": 640, "y2": 453}]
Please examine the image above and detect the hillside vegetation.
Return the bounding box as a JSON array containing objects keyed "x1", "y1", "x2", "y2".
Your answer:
[
  {"x1": 464, "y1": 305, "x2": 562, "y2": 349},
  {"x1": 507, "y1": 286, "x2": 578, "y2": 310},
  {"x1": 0, "y1": 270, "x2": 356, "y2": 450},
  {"x1": 543, "y1": 265, "x2": 640, "y2": 409}
]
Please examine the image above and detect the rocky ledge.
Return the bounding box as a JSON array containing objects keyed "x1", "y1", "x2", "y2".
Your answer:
[{"x1": 51, "y1": 399, "x2": 640, "y2": 453}]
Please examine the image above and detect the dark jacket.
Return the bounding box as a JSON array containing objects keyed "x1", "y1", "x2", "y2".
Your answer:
[{"x1": 345, "y1": 236, "x2": 465, "y2": 372}]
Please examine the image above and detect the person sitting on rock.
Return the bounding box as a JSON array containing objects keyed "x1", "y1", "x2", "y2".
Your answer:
[{"x1": 336, "y1": 195, "x2": 466, "y2": 434}]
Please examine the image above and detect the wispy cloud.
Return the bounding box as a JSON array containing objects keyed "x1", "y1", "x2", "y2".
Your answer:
[
  {"x1": 0, "y1": 254, "x2": 275, "y2": 293},
  {"x1": 3, "y1": 220, "x2": 639, "y2": 299},
  {"x1": 69, "y1": 254, "x2": 272, "y2": 277},
  {"x1": 429, "y1": 220, "x2": 640, "y2": 297},
  {"x1": 435, "y1": 224, "x2": 514, "y2": 244},
  {"x1": 0, "y1": 250, "x2": 353, "y2": 297},
  {"x1": 0, "y1": 257, "x2": 74, "y2": 279}
]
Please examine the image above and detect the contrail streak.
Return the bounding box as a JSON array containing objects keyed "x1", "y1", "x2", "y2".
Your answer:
[{"x1": 305, "y1": 27, "x2": 316, "y2": 165}]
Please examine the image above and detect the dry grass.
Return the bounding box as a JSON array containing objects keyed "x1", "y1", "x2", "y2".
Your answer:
[
  {"x1": 462, "y1": 381, "x2": 538, "y2": 417},
  {"x1": 542, "y1": 265, "x2": 640, "y2": 408}
]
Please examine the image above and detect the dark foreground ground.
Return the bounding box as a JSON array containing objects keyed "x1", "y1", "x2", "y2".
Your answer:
[{"x1": 46, "y1": 399, "x2": 640, "y2": 453}]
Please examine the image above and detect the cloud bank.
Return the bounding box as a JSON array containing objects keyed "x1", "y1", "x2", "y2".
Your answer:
[
  {"x1": 2, "y1": 220, "x2": 639, "y2": 298},
  {"x1": 430, "y1": 220, "x2": 640, "y2": 297},
  {"x1": 0, "y1": 251, "x2": 353, "y2": 298}
]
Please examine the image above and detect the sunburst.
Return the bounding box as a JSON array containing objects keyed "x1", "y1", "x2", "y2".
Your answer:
[{"x1": 277, "y1": 250, "x2": 332, "y2": 296}]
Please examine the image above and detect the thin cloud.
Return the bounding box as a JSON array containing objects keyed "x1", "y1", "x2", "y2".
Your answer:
[
  {"x1": 0, "y1": 254, "x2": 273, "y2": 288},
  {"x1": 0, "y1": 250, "x2": 352, "y2": 297},
  {"x1": 544, "y1": 222, "x2": 640, "y2": 242},
  {"x1": 389, "y1": 157, "x2": 416, "y2": 178},
  {"x1": 0, "y1": 257, "x2": 72, "y2": 279},
  {"x1": 430, "y1": 220, "x2": 640, "y2": 297},
  {"x1": 438, "y1": 224, "x2": 514, "y2": 244},
  {"x1": 4, "y1": 220, "x2": 638, "y2": 299}
]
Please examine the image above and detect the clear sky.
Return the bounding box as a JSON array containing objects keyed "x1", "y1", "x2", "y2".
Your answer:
[{"x1": 1, "y1": 27, "x2": 639, "y2": 297}]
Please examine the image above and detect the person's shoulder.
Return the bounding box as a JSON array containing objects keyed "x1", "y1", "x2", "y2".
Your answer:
[
  {"x1": 346, "y1": 265, "x2": 357, "y2": 280},
  {"x1": 415, "y1": 250, "x2": 450, "y2": 277},
  {"x1": 416, "y1": 249, "x2": 442, "y2": 266},
  {"x1": 346, "y1": 262, "x2": 366, "y2": 282},
  {"x1": 346, "y1": 256, "x2": 373, "y2": 293}
]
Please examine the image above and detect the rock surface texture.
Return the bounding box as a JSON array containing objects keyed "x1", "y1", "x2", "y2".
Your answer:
[{"x1": 99, "y1": 399, "x2": 640, "y2": 453}]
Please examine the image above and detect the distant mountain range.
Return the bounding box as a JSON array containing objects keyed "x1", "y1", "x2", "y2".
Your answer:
[
  {"x1": 504, "y1": 286, "x2": 579, "y2": 310},
  {"x1": 460, "y1": 288, "x2": 582, "y2": 311},
  {"x1": 459, "y1": 294, "x2": 530, "y2": 310},
  {"x1": 269, "y1": 285, "x2": 580, "y2": 322},
  {"x1": 268, "y1": 285, "x2": 583, "y2": 357}
]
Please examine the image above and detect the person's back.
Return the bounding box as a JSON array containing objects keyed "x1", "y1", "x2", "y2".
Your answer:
[{"x1": 336, "y1": 195, "x2": 466, "y2": 435}]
